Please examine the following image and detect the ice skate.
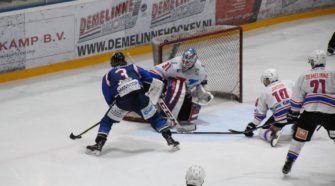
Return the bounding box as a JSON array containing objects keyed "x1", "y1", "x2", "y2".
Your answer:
[
  {"x1": 86, "y1": 142, "x2": 104, "y2": 156},
  {"x1": 162, "y1": 129, "x2": 180, "y2": 151},
  {"x1": 86, "y1": 134, "x2": 107, "y2": 156},
  {"x1": 282, "y1": 157, "x2": 295, "y2": 174},
  {"x1": 166, "y1": 135, "x2": 180, "y2": 150},
  {"x1": 270, "y1": 129, "x2": 282, "y2": 147},
  {"x1": 327, "y1": 47, "x2": 334, "y2": 56}
]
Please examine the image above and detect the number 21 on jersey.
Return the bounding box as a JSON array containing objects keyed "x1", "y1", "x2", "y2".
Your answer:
[{"x1": 310, "y1": 79, "x2": 326, "y2": 93}]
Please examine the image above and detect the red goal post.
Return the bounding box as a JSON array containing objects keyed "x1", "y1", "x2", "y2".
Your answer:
[{"x1": 151, "y1": 25, "x2": 243, "y2": 102}]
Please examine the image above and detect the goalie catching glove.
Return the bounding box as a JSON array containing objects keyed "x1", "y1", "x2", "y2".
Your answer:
[
  {"x1": 146, "y1": 78, "x2": 164, "y2": 105},
  {"x1": 191, "y1": 85, "x2": 214, "y2": 105}
]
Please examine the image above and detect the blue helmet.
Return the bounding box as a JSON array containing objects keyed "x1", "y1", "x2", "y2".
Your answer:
[{"x1": 182, "y1": 48, "x2": 198, "y2": 71}]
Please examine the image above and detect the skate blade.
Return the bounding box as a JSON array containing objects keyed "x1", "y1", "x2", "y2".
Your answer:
[
  {"x1": 270, "y1": 139, "x2": 279, "y2": 147},
  {"x1": 170, "y1": 144, "x2": 180, "y2": 151},
  {"x1": 85, "y1": 149, "x2": 101, "y2": 156}
]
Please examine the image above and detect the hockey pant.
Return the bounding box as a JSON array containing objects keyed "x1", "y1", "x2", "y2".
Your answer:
[
  {"x1": 163, "y1": 78, "x2": 201, "y2": 123},
  {"x1": 292, "y1": 111, "x2": 335, "y2": 142},
  {"x1": 98, "y1": 91, "x2": 170, "y2": 135}
]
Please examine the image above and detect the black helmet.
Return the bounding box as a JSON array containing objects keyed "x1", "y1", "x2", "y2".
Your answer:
[{"x1": 110, "y1": 52, "x2": 127, "y2": 67}]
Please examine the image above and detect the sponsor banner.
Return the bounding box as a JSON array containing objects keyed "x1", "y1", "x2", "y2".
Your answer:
[
  {"x1": 77, "y1": 0, "x2": 142, "y2": 44},
  {"x1": 76, "y1": 19, "x2": 213, "y2": 57},
  {"x1": 76, "y1": 0, "x2": 215, "y2": 58},
  {"x1": 257, "y1": 0, "x2": 335, "y2": 20},
  {"x1": 1, "y1": 0, "x2": 334, "y2": 75},
  {"x1": 0, "y1": 14, "x2": 25, "y2": 73},
  {"x1": 151, "y1": 0, "x2": 208, "y2": 28},
  {"x1": 216, "y1": 0, "x2": 262, "y2": 25},
  {"x1": 0, "y1": 7, "x2": 75, "y2": 73}
]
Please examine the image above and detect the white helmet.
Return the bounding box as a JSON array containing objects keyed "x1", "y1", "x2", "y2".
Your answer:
[
  {"x1": 261, "y1": 68, "x2": 279, "y2": 86},
  {"x1": 185, "y1": 165, "x2": 205, "y2": 186},
  {"x1": 308, "y1": 49, "x2": 326, "y2": 68}
]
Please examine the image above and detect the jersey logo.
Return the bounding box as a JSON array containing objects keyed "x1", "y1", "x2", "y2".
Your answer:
[{"x1": 188, "y1": 79, "x2": 198, "y2": 85}]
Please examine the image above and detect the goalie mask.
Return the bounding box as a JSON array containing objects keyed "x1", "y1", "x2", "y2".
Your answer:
[
  {"x1": 261, "y1": 68, "x2": 279, "y2": 87},
  {"x1": 185, "y1": 165, "x2": 205, "y2": 186},
  {"x1": 110, "y1": 52, "x2": 127, "y2": 67},
  {"x1": 308, "y1": 49, "x2": 326, "y2": 68},
  {"x1": 182, "y1": 48, "x2": 198, "y2": 71}
]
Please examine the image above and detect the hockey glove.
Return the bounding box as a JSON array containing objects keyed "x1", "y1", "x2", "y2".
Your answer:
[
  {"x1": 244, "y1": 122, "x2": 257, "y2": 137},
  {"x1": 191, "y1": 85, "x2": 214, "y2": 105},
  {"x1": 287, "y1": 110, "x2": 299, "y2": 123}
]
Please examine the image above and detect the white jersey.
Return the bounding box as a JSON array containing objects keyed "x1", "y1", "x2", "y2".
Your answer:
[
  {"x1": 290, "y1": 67, "x2": 335, "y2": 114},
  {"x1": 150, "y1": 56, "x2": 208, "y2": 91},
  {"x1": 253, "y1": 80, "x2": 294, "y2": 125}
]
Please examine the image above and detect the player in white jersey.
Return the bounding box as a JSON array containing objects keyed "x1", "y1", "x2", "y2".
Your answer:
[
  {"x1": 244, "y1": 68, "x2": 294, "y2": 147},
  {"x1": 282, "y1": 49, "x2": 335, "y2": 174},
  {"x1": 185, "y1": 165, "x2": 205, "y2": 186},
  {"x1": 150, "y1": 48, "x2": 214, "y2": 133}
]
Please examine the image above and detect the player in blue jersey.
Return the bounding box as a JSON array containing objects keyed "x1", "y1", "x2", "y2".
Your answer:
[
  {"x1": 327, "y1": 31, "x2": 335, "y2": 56},
  {"x1": 86, "y1": 52, "x2": 180, "y2": 156}
]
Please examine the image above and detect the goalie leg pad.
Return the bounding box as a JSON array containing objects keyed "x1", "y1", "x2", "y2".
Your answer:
[
  {"x1": 188, "y1": 103, "x2": 201, "y2": 122},
  {"x1": 177, "y1": 95, "x2": 202, "y2": 122},
  {"x1": 164, "y1": 78, "x2": 186, "y2": 117},
  {"x1": 176, "y1": 121, "x2": 196, "y2": 133}
]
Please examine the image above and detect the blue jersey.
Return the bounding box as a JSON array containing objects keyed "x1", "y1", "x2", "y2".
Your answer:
[{"x1": 102, "y1": 64, "x2": 153, "y2": 105}]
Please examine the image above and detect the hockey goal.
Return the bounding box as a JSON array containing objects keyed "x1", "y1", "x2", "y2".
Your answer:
[
  {"x1": 152, "y1": 25, "x2": 243, "y2": 102},
  {"x1": 124, "y1": 25, "x2": 243, "y2": 122}
]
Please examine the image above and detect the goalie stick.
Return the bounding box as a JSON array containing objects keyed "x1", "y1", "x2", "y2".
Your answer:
[{"x1": 158, "y1": 97, "x2": 180, "y2": 127}]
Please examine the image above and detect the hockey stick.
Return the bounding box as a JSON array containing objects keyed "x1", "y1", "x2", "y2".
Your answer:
[
  {"x1": 228, "y1": 121, "x2": 292, "y2": 134},
  {"x1": 171, "y1": 131, "x2": 241, "y2": 134},
  {"x1": 69, "y1": 122, "x2": 100, "y2": 140},
  {"x1": 171, "y1": 122, "x2": 294, "y2": 135}
]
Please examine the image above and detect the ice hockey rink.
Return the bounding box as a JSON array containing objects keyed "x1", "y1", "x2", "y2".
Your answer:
[{"x1": 0, "y1": 14, "x2": 335, "y2": 186}]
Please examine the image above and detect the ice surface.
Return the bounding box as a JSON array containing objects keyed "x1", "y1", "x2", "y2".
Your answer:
[{"x1": 0, "y1": 14, "x2": 335, "y2": 186}]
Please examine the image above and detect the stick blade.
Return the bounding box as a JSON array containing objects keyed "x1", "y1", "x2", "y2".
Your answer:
[
  {"x1": 69, "y1": 133, "x2": 81, "y2": 140},
  {"x1": 228, "y1": 129, "x2": 244, "y2": 134}
]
